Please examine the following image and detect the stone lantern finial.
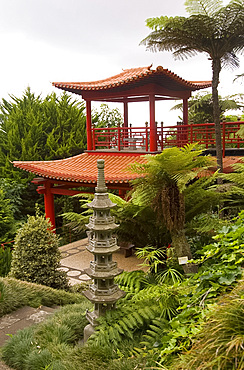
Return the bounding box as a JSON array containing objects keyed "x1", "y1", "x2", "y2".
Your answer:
[{"x1": 95, "y1": 159, "x2": 107, "y2": 193}]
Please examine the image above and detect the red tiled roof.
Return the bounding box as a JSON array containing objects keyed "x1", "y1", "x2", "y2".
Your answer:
[
  {"x1": 13, "y1": 153, "x2": 242, "y2": 185},
  {"x1": 12, "y1": 153, "x2": 148, "y2": 184},
  {"x1": 52, "y1": 65, "x2": 212, "y2": 92}
]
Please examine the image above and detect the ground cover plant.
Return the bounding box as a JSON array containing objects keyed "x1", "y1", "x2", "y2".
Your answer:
[
  {"x1": 0, "y1": 277, "x2": 87, "y2": 317},
  {"x1": 173, "y1": 281, "x2": 244, "y2": 370}
]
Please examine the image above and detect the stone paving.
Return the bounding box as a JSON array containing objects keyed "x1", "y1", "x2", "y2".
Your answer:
[
  {"x1": 0, "y1": 306, "x2": 58, "y2": 347},
  {"x1": 59, "y1": 238, "x2": 147, "y2": 286}
]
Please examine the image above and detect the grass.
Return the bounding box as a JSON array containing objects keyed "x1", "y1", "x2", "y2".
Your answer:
[
  {"x1": 1, "y1": 303, "x2": 147, "y2": 370},
  {"x1": 0, "y1": 277, "x2": 89, "y2": 317}
]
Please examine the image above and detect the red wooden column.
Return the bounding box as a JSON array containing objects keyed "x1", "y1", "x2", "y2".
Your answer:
[
  {"x1": 183, "y1": 98, "x2": 188, "y2": 124},
  {"x1": 44, "y1": 181, "x2": 56, "y2": 230},
  {"x1": 123, "y1": 100, "x2": 128, "y2": 128},
  {"x1": 86, "y1": 100, "x2": 92, "y2": 150},
  {"x1": 182, "y1": 98, "x2": 189, "y2": 146},
  {"x1": 123, "y1": 99, "x2": 129, "y2": 144},
  {"x1": 149, "y1": 94, "x2": 157, "y2": 151}
]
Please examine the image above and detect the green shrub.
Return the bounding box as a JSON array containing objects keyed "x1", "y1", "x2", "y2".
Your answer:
[
  {"x1": 9, "y1": 213, "x2": 68, "y2": 289},
  {"x1": 0, "y1": 188, "x2": 16, "y2": 242},
  {"x1": 0, "y1": 246, "x2": 12, "y2": 277}
]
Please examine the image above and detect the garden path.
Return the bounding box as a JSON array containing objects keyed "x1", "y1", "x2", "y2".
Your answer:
[{"x1": 59, "y1": 238, "x2": 148, "y2": 286}]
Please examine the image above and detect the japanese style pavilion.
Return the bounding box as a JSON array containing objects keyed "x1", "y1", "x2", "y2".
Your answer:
[{"x1": 13, "y1": 65, "x2": 244, "y2": 228}]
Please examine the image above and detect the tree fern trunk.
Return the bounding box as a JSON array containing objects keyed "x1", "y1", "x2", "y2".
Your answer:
[
  {"x1": 212, "y1": 58, "x2": 223, "y2": 175},
  {"x1": 171, "y1": 228, "x2": 198, "y2": 274}
]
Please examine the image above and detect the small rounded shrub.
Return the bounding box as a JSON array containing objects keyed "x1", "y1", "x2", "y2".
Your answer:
[{"x1": 9, "y1": 214, "x2": 69, "y2": 290}]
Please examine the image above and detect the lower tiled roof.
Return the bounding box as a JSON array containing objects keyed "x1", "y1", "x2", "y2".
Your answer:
[
  {"x1": 12, "y1": 152, "x2": 148, "y2": 184},
  {"x1": 12, "y1": 153, "x2": 242, "y2": 185}
]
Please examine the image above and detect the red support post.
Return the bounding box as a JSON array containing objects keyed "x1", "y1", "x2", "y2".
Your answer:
[
  {"x1": 145, "y1": 122, "x2": 149, "y2": 152},
  {"x1": 161, "y1": 121, "x2": 164, "y2": 151},
  {"x1": 123, "y1": 100, "x2": 128, "y2": 129},
  {"x1": 222, "y1": 122, "x2": 225, "y2": 158},
  {"x1": 44, "y1": 181, "x2": 56, "y2": 230},
  {"x1": 86, "y1": 100, "x2": 92, "y2": 150},
  {"x1": 118, "y1": 126, "x2": 121, "y2": 151},
  {"x1": 183, "y1": 98, "x2": 188, "y2": 124},
  {"x1": 149, "y1": 94, "x2": 157, "y2": 151}
]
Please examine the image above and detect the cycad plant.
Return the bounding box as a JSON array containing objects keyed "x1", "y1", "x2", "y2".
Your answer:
[{"x1": 130, "y1": 144, "x2": 215, "y2": 273}]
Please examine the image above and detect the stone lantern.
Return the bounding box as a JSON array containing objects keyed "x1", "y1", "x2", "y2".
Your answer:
[{"x1": 83, "y1": 159, "x2": 125, "y2": 341}]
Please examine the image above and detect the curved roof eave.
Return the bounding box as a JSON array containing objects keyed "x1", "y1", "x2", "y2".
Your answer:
[{"x1": 52, "y1": 65, "x2": 212, "y2": 96}]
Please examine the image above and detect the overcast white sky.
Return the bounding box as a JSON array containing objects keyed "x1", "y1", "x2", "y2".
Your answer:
[{"x1": 0, "y1": 0, "x2": 243, "y2": 125}]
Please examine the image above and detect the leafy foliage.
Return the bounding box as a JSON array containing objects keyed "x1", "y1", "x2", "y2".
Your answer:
[
  {"x1": 0, "y1": 188, "x2": 16, "y2": 242},
  {"x1": 218, "y1": 158, "x2": 244, "y2": 212},
  {"x1": 0, "y1": 178, "x2": 25, "y2": 220},
  {"x1": 88, "y1": 282, "x2": 179, "y2": 347},
  {"x1": 174, "y1": 281, "x2": 244, "y2": 370},
  {"x1": 192, "y1": 211, "x2": 244, "y2": 293},
  {"x1": 92, "y1": 103, "x2": 123, "y2": 128},
  {"x1": 130, "y1": 144, "x2": 216, "y2": 263},
  {"x1": 9, "y1": 213, "x2": 69, "y2": 289},
  {"x1": 0, "y1": 88, "x2": 88, "y2": 222},
  {"x1": 63, "y1": 192, "x2": 171, "y2": 249},
  {"x1": 142, "y1": 0, "x2": 244, "y2": 67},
  {"x1": 1, "y1": 301, "x2": 147, "y2": 370},
  {"x1": 1, "y1": 212, "x2": 244, "y2": 369},
  {"x1": 0, "y1": 88, "x2": 87, "y2": 181},
  {"x1": 0, "y1": 246, "x2": 12, "y2": 277},
  {"x1": 171, "y1": 93, "x2": 244, "y2": 124}
]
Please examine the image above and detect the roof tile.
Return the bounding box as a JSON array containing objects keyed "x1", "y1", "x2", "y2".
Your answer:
[
  {"x1": 52, "y1": 65, "x2": 212, "y2": 92},
  {"x1": 13, "y1": 153, "x2": 148, "y2": 184}
]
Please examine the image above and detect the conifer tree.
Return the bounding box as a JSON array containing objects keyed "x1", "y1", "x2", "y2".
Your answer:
[{"x1": 0, "y1": 88, "x2": 87, "y2": 181}]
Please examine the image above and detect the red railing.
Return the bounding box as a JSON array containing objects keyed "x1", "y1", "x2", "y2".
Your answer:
[
  {"x1": 92, "y1": 126, "x2": 150, "y2": 151},
  {"x1": 91, "y1": 121, "x2": 244, "y2": 157}
]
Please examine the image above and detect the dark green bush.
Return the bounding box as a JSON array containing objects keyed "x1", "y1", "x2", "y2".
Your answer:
[
  {"x1": 9, "y1": 213, "x2": 69, "y2": 289},
  {"x1": 0, "y1": 246, "x2": 12, "y2": 277}
]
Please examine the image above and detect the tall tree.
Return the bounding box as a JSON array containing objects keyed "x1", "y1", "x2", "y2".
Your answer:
[{"x1": 141, "y1": 0, "x2": 244, "y2": 173}]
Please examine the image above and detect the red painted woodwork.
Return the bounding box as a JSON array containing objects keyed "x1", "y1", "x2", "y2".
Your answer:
[
  {"x1": 149, "y1": 94, "x2": 157, "y2": 152},
  {"x1": 53, "y1": 66, "x2": 211, "y2": 102},
  {"x1": 86, "y1": 100, "x2": 92, "y2": 150},
  {"x1": 43, "y1": 181, "x2": 56, "y2": 229},
  {"x1": 91, "y1": 121, "x2": 244, "y2": 156},
  {"x1": 123, "y1": 100, "x2": 128, "y2": 128},
  {"x1": 183, "y1": 98, "x2": 188, "y2": 124}
]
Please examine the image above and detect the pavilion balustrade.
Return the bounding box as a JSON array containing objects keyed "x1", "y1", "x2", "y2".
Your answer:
[{"x1": 91, "y1": 121, "x2": 244, "y2": 157}]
